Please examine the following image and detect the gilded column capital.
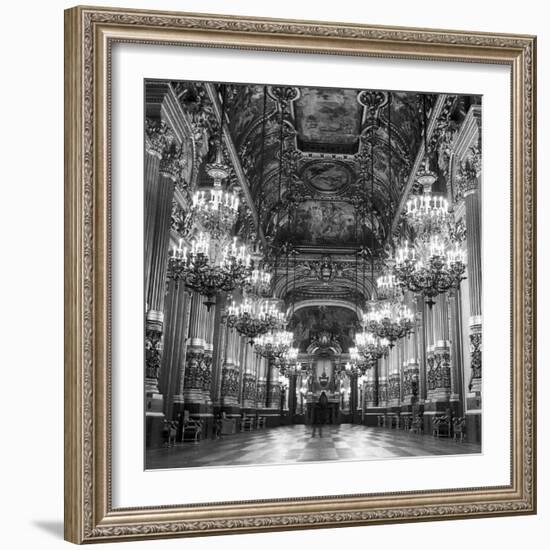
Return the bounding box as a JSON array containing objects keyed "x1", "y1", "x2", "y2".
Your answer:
[
  {"x1": 145, "y1": 118, "x2": 174, "y2": 158},
  {"x1": 455, "y1": 146, "x2": 481, "y2": 201},
  {"x1": 170, "y1": 202, "x2": 194, "y2": 239},
  {"x1": 159, "y1": 143, "x2": 187, "y2": 183}
]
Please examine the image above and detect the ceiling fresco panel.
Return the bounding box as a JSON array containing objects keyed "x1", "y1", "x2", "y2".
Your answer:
[{"x1": 295, "y1": 88, "x2": 362, "y2": 152}]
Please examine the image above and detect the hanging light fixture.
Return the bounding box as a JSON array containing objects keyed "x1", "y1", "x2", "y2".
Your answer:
[
  {"x1": 244, "y1": 264, "x2": 272, "y2": 298},
  {"x1": 168, "y1": 233, "x2": 251, "y2": 309},
  {"x1": 404, "y1": 95, "x2": 452, "y2": 237},
  {"x1": 253, "y1": 329, "x2": 293, "y2": 361},
  {"x1": 243, "y1": 87, "x2": 274, "y2": 301},
  {"x1": 376, "y1": 269, "x2": 401, "y2": 301},
  {"x1": 254, "y1": 89, "x2": 301, "y2": 368},
  {"x1": 344, "y1": 346, "x2": 364, "y2": 376},
  {"x1": 278, "y1": 345, "x2": 300, "y2": 375},
  {"x1": 226, "y1": 297, "x2": 285, "y2": 344},
  {"x1": 191, "y1": 84, "x2": 240, "y2": 239},
  {"x1": 375, "y1": 94, "x2": 402, "y2": 303},
  {"x1": 354, "y1": 332, "x2": 390, "y2": 362},
  {"x1": 393, "y1": 234, "x2": 466, "y2": 307},
  {"x1": 357, "y1": 99, "x2": 413, "y2": 349},
  {"x1": 343, "y1": 359, "x2": 362, "y2": 377},
  {"x1": 363, "y1": 301, "x2": 415, "y2": 347}
]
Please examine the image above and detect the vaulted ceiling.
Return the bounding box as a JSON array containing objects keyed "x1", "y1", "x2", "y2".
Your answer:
[
  {"x1": 212, "y1": 83, "x2": 439, "y2": 308},
  {"x1": 168, "y1": 80, "x2": 478, "y2": 321}
]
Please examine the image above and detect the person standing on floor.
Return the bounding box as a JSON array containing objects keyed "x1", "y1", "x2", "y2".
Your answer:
[
  {"x1": 168, "y1": 420, "x2": 177, "y2": 447},
  {"x1": 312, "y1": 391, "x2": 329, "y2": 438}
]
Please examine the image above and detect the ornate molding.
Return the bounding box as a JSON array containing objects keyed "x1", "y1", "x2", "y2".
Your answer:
[
  {"x1": 170, "y1": 202, "x2": 194, "y2": 238},
  {"x1": 145, "y1": 118, "x2": 175, "y2": 157},
  {"x1": 358, "y1": 90, "x2": 388, "y2": 122},
  {"x1": 159, "y1": 142, "x2": 187, "y2": 183},
  {"x1": 66, "y1": 7, "x2": 535, "y2": 542},
  {"x1": 221, "y1": 366, "x2": 240, "y2": 398},
  {"x1": 469, "y1": 330, "x2": 482, "y2": 387},
  {"x1": 455, "y1": 146, "x2": 481, "y2": 202}
]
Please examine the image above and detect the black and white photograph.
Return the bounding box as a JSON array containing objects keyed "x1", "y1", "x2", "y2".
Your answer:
[{"x1": 144, "y1": 79, "x2": 483, "y2": 470}]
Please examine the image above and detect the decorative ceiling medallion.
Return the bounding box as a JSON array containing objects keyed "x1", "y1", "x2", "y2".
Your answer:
[{"x1": 301, "y1": 160, "x2": 353, "y2": 195}]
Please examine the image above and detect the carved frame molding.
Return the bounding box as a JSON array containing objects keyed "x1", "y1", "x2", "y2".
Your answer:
[{"x1": 64, "y1": 5, "x2": 536, "y2": 543}]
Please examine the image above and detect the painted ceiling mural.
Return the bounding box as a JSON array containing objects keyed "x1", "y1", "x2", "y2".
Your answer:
[
  {"x1": 168, "y1": 80, "x2": 480, "y2": 309},
  {"x1": 301, "y1": 160, "x2": 353, "y2": 194},
  {"x1": 288, "y1": 306, "x2": 360, "y2": 353},
  {"x1": 291, "y1": 200, "x2": 357, "y2": 246},
  {"x1": 294, "y1": 88, "x2": 362, "y2": 153},
  {"x1": 219, "y1": 84, "x2": 438, "y2": 254}
]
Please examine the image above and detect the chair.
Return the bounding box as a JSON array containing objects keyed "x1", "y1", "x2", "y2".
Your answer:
[
  {"x1": 220, "y1": 415, "x2": 236, "y2": 435},
  {"x1": 453, "y1": 417, "x2": 466, "y2": 442},
  {"x1": 432, "y1": 415, "x2": 451, "y2": 438},
  {"x1": 181, "y1": 411, "x2": 202, "y2": 443},
  {"x1": 241, "y1": 414, "x2": 255, "y2": 432},
  {"x1": 401, "y1": 415, "x2": 412, "y2": 431},
  {"x1": 256, "y1": 416, "x2": 267, "y2": 429}
]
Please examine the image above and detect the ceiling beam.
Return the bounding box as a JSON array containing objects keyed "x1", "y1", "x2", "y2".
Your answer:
[
  {"x1": 388, "y1": 94, "x2": 449, "y2": 238},
  {"x1": 204, "y1": 83, "x2": 267, "y2": 249}
]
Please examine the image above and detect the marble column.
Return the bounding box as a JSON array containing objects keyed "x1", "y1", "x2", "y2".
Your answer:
[
  {"x1": 378, "y1": 355, "x2": 388, "y2": 408},
  {"x1": 349, "y1": 372, "x2": 359, "y2": 421},
  {"x1": 464, "y1": 174, "x2": 482, "y2": 399},
  {"x1": 210, "y1": 296, "x2": 227, "y2": 407},
  {"x1": 144, "y1": 119, "x2": 173, "y2": 300},
  {"x1": 183, "y1": 292, "x2": 207, "y2": 405},
  {"x1": 144, "y1": 141, "x2": 185, "y2": 447},
  {"x1": 159, "y1": 280, "x2": 192, "y2": 420},
  {"x1": 431, "y1": 294, "x2": 452, "y2": 401},
  {"x1": 220, "y1": 328, "x2": 240, "y2": 408},
  {"x1": 387, "y1": 347, "x2": 400, "y2": 408},
  {"x1": 416, "y1": 295, "x2": 427, "y2": 403},
  {"x1": 243, "y1": 344, "x2": 258, "y2": 411},
  {"x1": 201, "y1": 298, "x2": 215, "y2": 406},
  {"x1": 424, "y1": 296, "x2": 436, "y2": 400},
  {"x1": 241, "y1": 351, "x2": 257, "y2": 412},
  {"x1": 256, "y1": 355, "x2": 267, "y2": 410},
  {"x1": 448, "y1": 288, "x2": 464, "y2": 412},
  {"x1": 266, "y1": 362, "x2": 281, "y2": 409},
  {"x1": 365, "y1": 362, "x2": 378, "y2": 408}
]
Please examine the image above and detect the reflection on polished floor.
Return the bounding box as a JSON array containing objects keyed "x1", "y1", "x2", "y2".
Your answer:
[{"x1": 146, "y1": 424, "x2": 481, "y2": 470}]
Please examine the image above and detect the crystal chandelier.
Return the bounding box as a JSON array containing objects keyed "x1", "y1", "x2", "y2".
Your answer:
[
  {"x1": 191, "y1": 148, "x2": 240, "y2": 240},
  {"x1": 253, "y1": 329, "x2": 293, "y2": 361},
  {"x1": 363, "y1": 301, "x2": 415, "y2": 347},
  {"x1": 393, "y1": 234, "x2": 466, "y2": 307},
  {"x1": 405, "y1": 94, "x2": 452, "y2": 237},
  {"x1": 354, "y1": 332, "x2": 390, "y2": 362},
  {"x1": 279, "y1": 346, "x2": 300, "y2": 375},
  {"x1": 226, "y1": 298, "x2": 285, "y2": 343},
  {"x1": 342, "y1": 347, "x2": 363, "y2": 376},
  {"x1": 405, "y1": 161, "x2": 452, "y2": 236},
  {"x1": 244, "y1": 264, "x2": 272, "y2": 298},
  {"x1": 376, "y1": 266, "x2": 402, "y2": 302},
  {"x1": 191, "y1": 83, "x2": 240, "y2": 239},
  {"x1": 343, "y1": 359, "x2": 362, "y2": 377},
  {"x1": 168, "y1": 233, "x2": 251, "y2": 309},
  {"x1": 284, "y1": 346, "x2": 299, "y2": 363}
]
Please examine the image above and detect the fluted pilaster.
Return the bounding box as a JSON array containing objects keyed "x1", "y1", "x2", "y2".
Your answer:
[
  {"x1": 145, "y1": 141, "x2": 186, "y2": 409},
  {"x1": 183, "y1": 292, "x2": 208, "y2": 404},
  {"x1": 144, "y1": 119, "x2": 174, "y2": 297},
  {"x1": 427, "y1": 294, "x2": 452, "y2": 401},
  {"x1": 159, "y1": 281, "x2": 192, "y2": 418},
  {"x1": 465, "y1": 183, "x2": 482, "y2": 396}
]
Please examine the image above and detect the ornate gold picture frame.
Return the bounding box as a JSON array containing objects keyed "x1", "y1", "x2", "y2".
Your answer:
[{"x1": 64, "y1": 5, "x2": 536, "y2": 544}]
